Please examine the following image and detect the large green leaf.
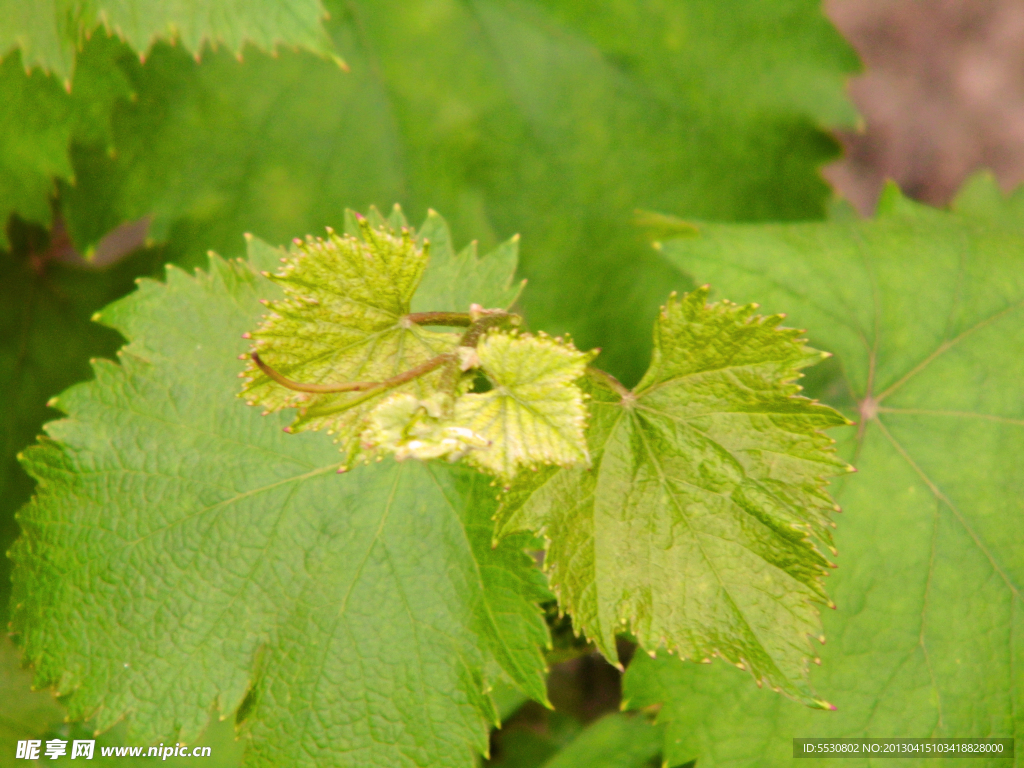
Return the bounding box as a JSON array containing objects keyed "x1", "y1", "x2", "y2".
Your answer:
[
  {"x1": 0, "y1": 0, "x2": 333, "y2": 81},
  {"x1": 487, "y1": 711, "x2": 663, "y2": 768},
  {"x1": 0, "y1": 232, "x2": 246, "y2": 765},
  {"x1": 0, "y1": 629, "x2": 244, "y2": 768},
  {"x1": 0, "y1": 665, "x2": 246, "y2": 768},
  {"x1": 497, "y1": 288, "x2": 849, "y2": 705},
  {"x1": 0, "y1": 34, "x2": 131, "y2": 246},
  {"x1": 0, "y1": 635, "x2": 63, "y2": 768},
  {"x1": 60, "y1": 0, "x2": 857, "y2": 382},
  {"x1": 626, "y1": 186, "x2": 1024, "y2": 765},
  {"x1": 534, "y1": 713, "x2": 663, "y2": 768},
  {"x1": 11, "y1": 236, "x2": 550, "y2": 767},
  {"x1": 59, "y1": 36, "x2": 396, "y2": 262},
  {"x1": 0, "y1": 53, "x2": 72, "y2": 245},
  {"x1": 412, "y1": 209, "x2": 524, "y2": 315},
  {"x1": 952, "y1": 171, "x2": 1024, "y2": 230},
  {"x1": 0, "y1": 232, "x2": 164, "y2": 617}
]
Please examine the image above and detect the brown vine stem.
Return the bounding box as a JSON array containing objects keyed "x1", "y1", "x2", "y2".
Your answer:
[
  {"x1": 252, "y1": 352, "x2": 453, "y2": 394},
  {"x1": 459, "y1": 311, "x2": 519, "y2": 347},
  {"x1": 436, "y1": 310, "x2": 522, "y2": 399},
  {"x1": 405, "y1": 311, "x2": 472, "y2": 327},
  {"x1": 255, "y1": 309, "x2": 522, "y2": 411}
]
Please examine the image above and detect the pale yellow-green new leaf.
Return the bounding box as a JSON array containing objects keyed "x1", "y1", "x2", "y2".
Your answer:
[
  {"x1": 240, "y1": 219, "x2": 459, "y2": 462},
  {"x1": 362, "y1": 392, "x2": 489, "y2": 463},
  {"x1": 455, "y1": 332, "x2": 593, "y2": 481}
]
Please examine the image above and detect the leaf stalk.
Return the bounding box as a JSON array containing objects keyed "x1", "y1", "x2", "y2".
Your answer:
[
  {"x1": 256, "y1": 309, "x2": 522, "y2": 414},
  {"x1": 405, "y1": 311, "x2": 473, "y2": 327},
  {"x1": 585, "y1": 366, "x2": 632, "y2": 399},
  {"x1": 252, "y1": 352, "x2": 454, "y2": 395}
]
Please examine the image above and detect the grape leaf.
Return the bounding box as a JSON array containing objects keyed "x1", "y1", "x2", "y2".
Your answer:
[
  {"x1": 535, "y1": 713, "x2": 663, "y2": 768},
  {"x1": 343, "y1": 204, "x2": 524, "y2": 315},
  {"x1": 361, "y1": 392, "x2": 492, "y2": 464},
  {"x1": 59, "y1": 0, "x2": 857, "y2": 382},
  {"x1": 59, "y1": 37, "x2": 397, "y2": 266},
  {"x1": 0, "y1": 0, "x2": 334, "y2": 81},
  {"x1": 0, "y1": 34, "x2": 132, "y2": 246},
  {"x1": 11, "y1": 236, "x2": 550, "y2": 767},
  {"x1": 0, "y1": 228, "x2": 200, "y2": 765},
  {"x1": 629, "y1": 184, "x2": 1024, "y2": 765},
  {"x1": 412, "y1": 210, "x2": 524, "y2": 314},
  {"x1": 454, "y1": 331, "x2": 593, "y2": 481},
  {"x1": 952, "y1": 170, "x2": 1024, "y2": 231},
  {"x1": 496, "y1": 288, "x2": 849, "y2": 705},
  {"x1": 0, "y1": 240, "x2": 245, "y2": 767},
  {"x1": 0, "y1": 689, "x2": 246, "y2": 768},
  {"x1": 0, "y1": 52, "x2": 73, "y2": 245},
  {"x1": 489, "y1": 711, "x2": 663, "y2": 768},
  {"x1": 0, "y1": 635, "x2": 63, "y2": 768},
  {"x1": 241, "y1": 218, "x2": 460, "y2": 463},
  {"x1": 0, "y1": 230, "x2": 165, "y2": 616}
]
